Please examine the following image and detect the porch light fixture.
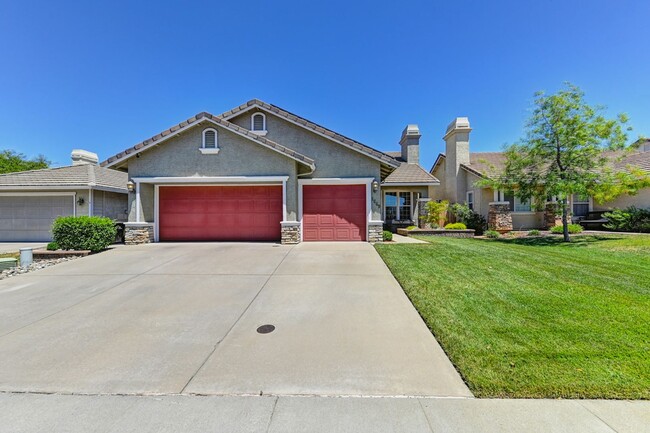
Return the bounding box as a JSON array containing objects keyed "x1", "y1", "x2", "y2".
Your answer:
[
  {"x1": 127, "y1": 181, "x2": 135, "y2": 192},
  {"x1": 372, "y1": 180, "x2": 379, "y2": 192},
  {"x1": 76, "y1": 196, "x2": 85, "y2": 206}
]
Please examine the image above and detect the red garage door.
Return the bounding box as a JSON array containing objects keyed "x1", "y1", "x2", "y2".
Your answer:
[
  {"x1": 302, "y1": 184, "x2": 366, "y2": 241},
  {"x1": 159, "y1": 185, "x2": 282, "y2": 241}
]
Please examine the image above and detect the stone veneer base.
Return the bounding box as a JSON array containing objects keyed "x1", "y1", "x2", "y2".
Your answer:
[
  {"x1": 281, "y1": 222, "x2": 301, "y2": 245},
  {"x1": 124, "y1": 223, "x2": 155, "y2": 245},
  {"x1": 368, "y1": 223, "x2": 383, "y2": 243}
]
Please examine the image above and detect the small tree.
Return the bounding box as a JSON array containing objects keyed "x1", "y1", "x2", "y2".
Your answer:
[
  {"x1": 481, "y1": 83, "x2": 649, "y2": 241},
  {"x1": 0, "y1": 150, "x2": 50, "y2": 174},
  {"x1": 424, "y1": 200, "x2": 449, "y2": 228}
]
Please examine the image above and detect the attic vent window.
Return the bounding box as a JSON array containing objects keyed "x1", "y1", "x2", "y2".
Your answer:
[
  {"x1": 200, "y1": 128, "x2": 220, "y2": 154},
  {"x1": 251, "y1": 113, "x2": 267, "y2": 135}
]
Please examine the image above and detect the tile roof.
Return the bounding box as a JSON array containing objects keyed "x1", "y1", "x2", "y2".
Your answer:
[
  {"x1": 434, "y1": 149, "x2": 650, "y2": 179},
  {"x1": 0, "y1": 164, "x2": 128, "y2": 191},
  {"x1": 383, "y1": 163, "x2": 440, "y2": 185},
  {"x1": 219, "y1": 99, "x2": 401, "y2": 169},
  {"x1": 101, "y1": 112, "x2": 316, "y2": 172}
]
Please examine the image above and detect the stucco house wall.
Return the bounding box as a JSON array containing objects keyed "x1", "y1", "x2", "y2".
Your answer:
[
  {"x1": 92, "y1": 190, "x2": 128, "y2": 221},
  {"x1": 230, "y1": 111, "x2": 383, "y2": 220},
  {"x1": 126, "y1": 122, "x2": 299, "y2": 222},
  {"x1": 593, "y1": 188, "x2": 650, "y2": 211}
]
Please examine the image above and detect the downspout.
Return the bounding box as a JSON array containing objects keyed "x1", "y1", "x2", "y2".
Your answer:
[{"x1": 88, "y1": 188, "x2": 93, "y2": 216}]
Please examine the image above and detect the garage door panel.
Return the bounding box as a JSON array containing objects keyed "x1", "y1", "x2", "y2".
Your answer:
[
  {"x1": 159, "y1": 186, "x2": 282, "y2": 242},
  {"x1": 0, "y1": 195, "x2": 74, "y2": 241},
  {"x1": 302, "y1": 184, "x2": 366, "y2": 242}
]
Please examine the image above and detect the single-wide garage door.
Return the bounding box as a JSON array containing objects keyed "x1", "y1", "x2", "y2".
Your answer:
[
  {"x1": 0, "y1": 195, "x2": 74, "y2": 241},
  {"x1": 303, "y1": 184, "x2": 366, "y2": 241},
  {"x1": 159, "y1": 185, "x2": 282, "y2": 242}
]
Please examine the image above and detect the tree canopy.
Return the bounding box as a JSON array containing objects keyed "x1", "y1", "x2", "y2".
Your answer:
[
  {"x1": 481, "y1": 83, "x2": 650, "y2": 241},
  {"x1": 0, "y1": 150, "x2": 50, "y2": 174}
]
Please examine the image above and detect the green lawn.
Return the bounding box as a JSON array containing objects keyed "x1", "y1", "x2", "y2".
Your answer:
[{"x1": 375, "y1": 235, "x2": 650, "y2": 399}]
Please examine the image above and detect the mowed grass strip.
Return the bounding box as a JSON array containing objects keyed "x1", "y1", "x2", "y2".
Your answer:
[{"x1": 375, "y1": 235, "x2": 650, "y2": 399}]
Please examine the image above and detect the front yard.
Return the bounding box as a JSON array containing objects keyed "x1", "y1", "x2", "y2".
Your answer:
[{"x1": 375, "y1": 234, "x2": 650, "y2": 399}]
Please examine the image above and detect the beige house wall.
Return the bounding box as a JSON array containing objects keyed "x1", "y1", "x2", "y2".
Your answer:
[{"x1": 593, "y1": 188, "x2": 650, "y2": 211}]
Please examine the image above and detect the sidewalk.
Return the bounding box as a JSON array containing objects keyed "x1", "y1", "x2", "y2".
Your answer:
[{"x1": 1, "y1": 393, "x2": 648, "y2": 433}]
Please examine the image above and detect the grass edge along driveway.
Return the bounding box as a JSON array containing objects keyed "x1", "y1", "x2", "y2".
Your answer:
[{"x1": 375, "y1": 235, "x2": 650, "y2": 399}]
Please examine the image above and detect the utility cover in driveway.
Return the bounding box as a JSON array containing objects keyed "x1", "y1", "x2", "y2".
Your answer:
[
  {"x1": 302, "y1": 184, "x2": 366, "y2": 241},
  {"x1": 159, "y1": 185, "x2": 282, "y2": 241}
]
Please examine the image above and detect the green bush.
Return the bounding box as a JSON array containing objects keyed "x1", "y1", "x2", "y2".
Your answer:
[
  {"x1": 382, "y1": 230, "x2": 393, "y2": 241},
  {"x1": 449, "y1": 203, "x2": 487, "y2": 235},
  {"x1": 444, "y1": 222, "x2": 467, "y2": 230},
  {"x1": 46, "y1": 241, "x2": 59, "y2": 251},
  {"x1": 485, "y1": 230, "x2": 500, "y2": 239},
  {"x1": 406, "y1": 225, "x2": 418, "y2": 230},
  {"x1": 550, "y1": 224, "x2": 583, "y2": 234},
  {"x1": 52, "y1": 216, "x2": 117, "y2": 253},
  {"x1": 603, "y1": 207, "x2": 650, "y2": 233},
  {"x1": 527, "y1": 229, "x2": 541, "y2": 236}
]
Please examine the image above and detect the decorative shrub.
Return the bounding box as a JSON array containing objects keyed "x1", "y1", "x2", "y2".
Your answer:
[
  {"x1": 603, "y1": 207, "x2": 650, "y2": 233},
  {"x1": 527, "y1": 229, "x2": 541, "y2": 236},
  {"x1": 449, "y1": 203, "x2": 487, "y2": 235},
  {"x1": 485, "y1": 230, "x2": 500, "y2": 239},
  {"x1": 382, "y1": 230, "x2": 393, "y2": 241},
  {"x1": 550, "y1": 224, "x2": 583, "y2": 234},
  {"x1": 444, "y1": 222, "x2": 467, "y2": 230},
  {"x1": 46, "y1": 241, "x2": 59, "y2": 251},
  {"x1": 52, "y1": 216, "x2": 117, "y2": 253},
  {"x1": 425, "y1": 200, "x2": 449, "y2": 228},
  {"x1": 406, "y1": 225, "x2": 418, "y2": 230}
]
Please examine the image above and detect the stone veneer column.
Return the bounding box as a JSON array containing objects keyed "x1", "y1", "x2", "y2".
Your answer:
[
  {"x1": 368, "y1": 222, "x2": 383, "y2": 243},
  {"x1": 544, "y1": 202, "x2": 562, "y2": 229},
  {"x1": 488, "y1": 202, "x2": 513, "y2": 233},
  {"x1": 124, "y1": 223, "x2": 155, "y2": 245},
  {"x1": 281, "y1": 222, "x2": 301, "y2": 245}
]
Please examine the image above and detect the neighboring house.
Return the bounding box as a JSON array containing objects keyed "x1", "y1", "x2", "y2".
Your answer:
[
  {"x1": 101, "y1": 99, "x2": 438, "y2": 244},
  {"x1": 0, "y1": 150, "x2": 128, "y2": 241},
  {"x1": 430, "y1": 119, "x2": 650, "y2": 230}
]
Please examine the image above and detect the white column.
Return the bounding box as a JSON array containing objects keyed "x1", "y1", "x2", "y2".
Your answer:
[{"x1": 135, "y1": 181, "x2": 141, "y2": 223}]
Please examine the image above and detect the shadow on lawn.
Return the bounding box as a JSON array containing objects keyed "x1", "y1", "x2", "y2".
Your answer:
[{"x1": 490, "y1": 235, "x2": 624, "y2": 248}]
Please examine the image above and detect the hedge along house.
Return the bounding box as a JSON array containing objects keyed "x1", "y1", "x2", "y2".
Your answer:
[
  {"x1": 430, "y1": 119, "x2": 650, "y2": 231},
  {"x1": 101, "y1": 99, "x2": 439, "y2": 244},
  {"x1": 0, "y1": 150, "x2": 128, "y2": 241}
]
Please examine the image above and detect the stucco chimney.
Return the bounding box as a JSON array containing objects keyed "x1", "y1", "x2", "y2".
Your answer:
[
  {"x1": 444, "y1": 117, "x2": 471, "y2": 202},
  {"x1": 71, "y1": 149, "x2": 99, "y2": 165},
  {"x1": 400, "y1": 124, "x2": 421, "y2": 164}
]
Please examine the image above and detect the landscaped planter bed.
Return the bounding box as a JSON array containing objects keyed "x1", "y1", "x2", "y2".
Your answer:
[
  {"x1": 33, "y1": 249, "x2": 91, "y2": 259},
  {"x1": 397, "y1": 228, "x2": 475, "y2": 238}
]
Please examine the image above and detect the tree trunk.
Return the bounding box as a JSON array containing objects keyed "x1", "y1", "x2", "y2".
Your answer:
[{"x1": 561, "y1": 198, "x2": 570, "y2": 242}]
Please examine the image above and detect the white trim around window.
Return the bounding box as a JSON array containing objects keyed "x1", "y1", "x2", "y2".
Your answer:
[
  {"x1": 298, "y1": 178, "x2": 374, "y2": 243},
  {"x1": 383, "y1": 191, "x2": 413, "y2": 222},
  {"x1": 466, "y1": 191, "x2": 474, "y2": 211},
  {"x1": 200, "y1": 128, "x2": 220, "y2": 154},
  {"x1": 251, "y1": 113, "x2": 267, "y2": 135}
]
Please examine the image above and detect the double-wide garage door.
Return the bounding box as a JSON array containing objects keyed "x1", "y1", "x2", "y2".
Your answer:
[
  {"x1": 159, "y1": 186, "x2": 282, "y2": 242},
  {"x1": 0, "y1": 195, "x2": 74, "y2": 242}
]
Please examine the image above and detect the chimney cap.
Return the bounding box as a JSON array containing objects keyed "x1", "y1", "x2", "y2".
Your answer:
[
  {"x1": 71, "y1": 149, "x2": 99, "y2": 165},
  {"x1": 444, "y1": 117, "x2": 471, "y2": 139},
  {"x1": 402, "y1": 124, "x2": 420, "y2": 136}
]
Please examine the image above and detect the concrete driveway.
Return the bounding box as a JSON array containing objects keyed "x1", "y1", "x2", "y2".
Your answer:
[{"x1": 0, "y1": 242, "x2": 470, "y2": 397}]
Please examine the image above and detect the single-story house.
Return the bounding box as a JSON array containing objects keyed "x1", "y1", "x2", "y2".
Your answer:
[
  {"x1": 101, "y1": 99, "x2": 438, "y2": 244},
  {"x1": 0, "y1": 150, "x2": 128, "y2": 241},
  {"x1": 430, "y1": 119, "x2": 650, "y2": 230}
]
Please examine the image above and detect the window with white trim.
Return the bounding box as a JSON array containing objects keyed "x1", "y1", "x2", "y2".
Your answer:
[
  {"x1": 384, "y1": 192, "x2": 412, "y2": 221},
  {"x1": 466, "y1": 191, "x2": 474, "y2": 211},
  {"x1": 572, "y1": 194, "x2": 590, "y2": 217},
  {"x1": 251, "y1": 113, "x2": 266, "y2": 133},
  {"x1": 202, "y1": 128, "x2": 218, "y2": 149},
  {"x1": 514, "y1": 196, "x2": 531, "y2": 212}
]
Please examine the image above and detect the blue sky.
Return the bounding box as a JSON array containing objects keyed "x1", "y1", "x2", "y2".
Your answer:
[{"x1": 1, "y1": 0, "x2": 648, "y2": 170}]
